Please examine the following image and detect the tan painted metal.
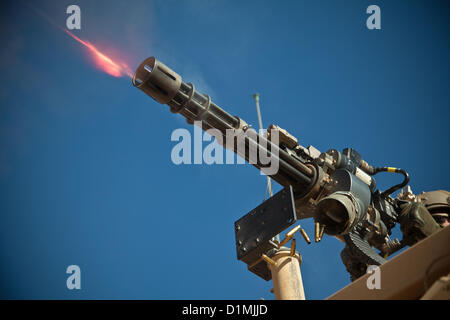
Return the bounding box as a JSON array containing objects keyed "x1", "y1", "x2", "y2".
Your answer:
[
  {"x1": 268, "y1": 250, "x2": 305, "y2": 300},
  {"x1": 420, "y1": 272, "x2": 450, "y2": 300},
  {"x1": 327, "y1": 226, "x2": 450, "y2": 300}
]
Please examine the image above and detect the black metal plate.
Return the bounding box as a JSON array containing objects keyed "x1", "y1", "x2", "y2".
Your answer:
[
  {"x1": 248, "y1": 260, "x2": 272, "y2": 281},
  {"x1": 248, "y1": 253, "x2": 274, "y2": 281},
  {"x1": 235, "y1": 186, "x2": 297, "y2": 262}
]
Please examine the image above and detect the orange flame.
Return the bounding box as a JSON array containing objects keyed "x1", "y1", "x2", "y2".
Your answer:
[{"x1": 65, "y1": 30, "x2": 133, "y2": 78}]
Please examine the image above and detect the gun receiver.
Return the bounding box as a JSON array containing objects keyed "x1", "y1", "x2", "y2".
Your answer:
[{"x1": 133, "y1": 57, "x2": 410, "y2": 280}]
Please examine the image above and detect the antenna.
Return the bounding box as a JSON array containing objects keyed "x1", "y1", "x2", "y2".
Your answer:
[
  {"x1": 253, "y1": 93, "x2": 280, "y2": 244},
  {"x1": 253, "y1": 93, "x2": 273, "y2": 200}
]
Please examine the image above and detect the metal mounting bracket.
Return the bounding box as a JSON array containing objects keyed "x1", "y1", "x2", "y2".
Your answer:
[{"x1": 234, "y1": 185, "x2": 297, "y2": 280}]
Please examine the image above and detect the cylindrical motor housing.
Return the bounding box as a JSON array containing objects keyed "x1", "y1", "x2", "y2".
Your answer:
[{"x1": 322, "y1": 149, "x2": 376, "y2": 192}]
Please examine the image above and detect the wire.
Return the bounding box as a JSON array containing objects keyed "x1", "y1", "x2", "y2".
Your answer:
[{"x1": 374, "y1": 167, "x2": 410, "y2": 196}]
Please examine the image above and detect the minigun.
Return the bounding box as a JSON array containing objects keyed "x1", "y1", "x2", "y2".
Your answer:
[{"x1": 133, "y1": 57, "x2": 410, "y2": 281}]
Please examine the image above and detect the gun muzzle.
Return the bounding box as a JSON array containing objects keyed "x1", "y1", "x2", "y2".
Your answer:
[{"x1": 133, "y1": 57, "x2": 182, "y2": 104}]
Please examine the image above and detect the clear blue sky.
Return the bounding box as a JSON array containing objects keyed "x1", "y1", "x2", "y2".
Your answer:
[{"x1": 0, "y1": 0, "x2": 449, "y2": 299}]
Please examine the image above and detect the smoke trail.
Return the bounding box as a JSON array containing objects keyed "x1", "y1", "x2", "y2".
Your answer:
[{"x1": 28, "y1": 2, "x2": 133, "y2": 78}]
